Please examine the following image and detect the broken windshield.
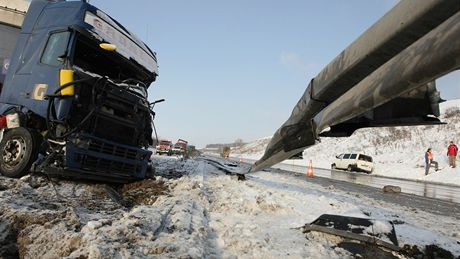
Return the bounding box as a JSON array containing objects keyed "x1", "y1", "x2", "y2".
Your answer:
[
  {"x1": 83, "y1": 11, "x2": 157, "y2": 77},
  {"x1": 73, "y1": 32, "x2": 150, "y2": 94}
]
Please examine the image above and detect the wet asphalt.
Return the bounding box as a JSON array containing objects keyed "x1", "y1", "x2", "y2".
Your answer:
[{"x1": 225, "y1": 157, "x2": 460, "y2": 219}]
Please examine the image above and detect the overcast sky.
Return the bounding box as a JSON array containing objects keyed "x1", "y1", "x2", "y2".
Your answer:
[{"x1": 90, "y1": 0, "x2": 460, "y2": 148}]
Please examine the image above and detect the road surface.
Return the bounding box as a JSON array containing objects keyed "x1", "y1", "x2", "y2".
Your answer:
[{"x1": 231, "y1": 157, "x2": 460, "y2": 204}]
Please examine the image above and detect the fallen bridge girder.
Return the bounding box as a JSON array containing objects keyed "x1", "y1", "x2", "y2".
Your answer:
[{"x1": 251, "y1": 1, "x2": 460, "y2": 173}]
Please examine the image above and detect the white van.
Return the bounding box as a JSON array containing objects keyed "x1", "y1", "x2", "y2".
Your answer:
[{"x1": 331, "y1": 153, "x2": 374, "y2": 173}]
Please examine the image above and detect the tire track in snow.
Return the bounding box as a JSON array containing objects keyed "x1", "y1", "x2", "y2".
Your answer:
[
  {"x1": 152, "y1": 204, "x2": 175, "y2": 239},
  {"x1": 188, "y1": 159, "x2": 222, "y2": 258}
]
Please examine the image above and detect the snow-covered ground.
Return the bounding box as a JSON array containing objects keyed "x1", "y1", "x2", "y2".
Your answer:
[
  {"x1": 1, "y1": 155, "x2": 459, "y2": 258},
  {"x1": 233, "y1": 99, "x2": 460, "y2": 186},
  {"x1": 1, "y1": 101, "x2": 460, "y2": 257}
]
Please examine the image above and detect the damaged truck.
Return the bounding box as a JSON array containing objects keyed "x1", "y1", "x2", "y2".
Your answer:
[{"x1": 0, "y1": 0, "x2": 159, "y2": 183}]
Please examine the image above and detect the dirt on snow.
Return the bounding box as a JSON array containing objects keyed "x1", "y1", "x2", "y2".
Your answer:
[
  {"x1": 1, "y1": 156, "x2": 459, "y2": 258},
  {"x1": 0, "y1": 172, "x2": 171, "y2": 258}
]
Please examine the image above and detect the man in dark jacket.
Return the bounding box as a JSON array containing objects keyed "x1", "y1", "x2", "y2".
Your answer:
[
  {"x1": 447, "y1": 141, "x2": 458, "y2": 168},
  {"x1": 425, "y1": 148, "x2": 438, "y2": 175}
]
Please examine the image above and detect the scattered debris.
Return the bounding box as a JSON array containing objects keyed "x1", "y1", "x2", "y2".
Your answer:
[
  {"x1": 335, "y1": 241, "x2": 399, "y2": 259},
  {"x1": 401, "y1": 244, "x2": 456, "y2": 259},
  {"x1": 236, "y1": 174, "x2": 246, "y2": 181},
  {"x1": 302, "y1": 214, "x2": 400, "y2": 252}
]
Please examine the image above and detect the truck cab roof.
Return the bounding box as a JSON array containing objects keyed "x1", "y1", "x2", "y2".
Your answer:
[{"x1": 10, "y1": 0, "x2": 158, "y2": 84}]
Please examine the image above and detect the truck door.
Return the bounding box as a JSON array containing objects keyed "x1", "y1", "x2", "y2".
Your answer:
[{"x1": 28, "y1": 30, "x2": 72, "y2": 116}]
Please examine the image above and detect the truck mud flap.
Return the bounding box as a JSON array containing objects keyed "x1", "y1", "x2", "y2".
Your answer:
[{"x1": 302, "y1": 214, "x2": 400, "y2": 252}]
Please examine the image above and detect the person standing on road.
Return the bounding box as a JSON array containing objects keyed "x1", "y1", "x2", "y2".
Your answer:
[
  {"x1": 447, "y1": 141, "x2": 458, "y2": 168},
  {"x1": 425, "y1": 148, "x2": 439, "y2": 175}
]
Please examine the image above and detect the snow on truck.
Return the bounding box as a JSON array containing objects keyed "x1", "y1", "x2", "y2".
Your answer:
[{"x1": 0, "y1": 0, "x2": 161, "y2": 183}]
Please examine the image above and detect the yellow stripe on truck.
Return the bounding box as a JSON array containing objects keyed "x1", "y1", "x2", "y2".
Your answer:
[{"x1": 59, "y1": 69, "x2": 74, "y2": 96}]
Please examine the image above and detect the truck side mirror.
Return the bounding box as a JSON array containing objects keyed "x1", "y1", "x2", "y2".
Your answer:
[
  {"x1": 57, "y1": 52, "x2": 68, "y2": 63},
  {"x1": 153, "y1": 99, "x2": 165, "y2": 104}
]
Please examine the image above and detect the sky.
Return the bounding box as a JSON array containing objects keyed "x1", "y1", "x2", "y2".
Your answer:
[{"x1": 90, "y1": 0, "x2": 460, "y2": 148}]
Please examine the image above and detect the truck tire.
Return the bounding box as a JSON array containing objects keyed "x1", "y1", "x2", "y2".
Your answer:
[
  {"x1": 331, "y1": 164, "x2": 336, "y2": 170},
  {"x1": 347, "y1": 165, "x2": 353, "y2": 172},
  {"x1": 0, "y1": 127, "x2": 40, "y2": 178}
]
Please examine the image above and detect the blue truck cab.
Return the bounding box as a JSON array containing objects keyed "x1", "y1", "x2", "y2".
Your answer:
[{"x1": 0, "y1": 0, "x2": 159, "y2": 182}]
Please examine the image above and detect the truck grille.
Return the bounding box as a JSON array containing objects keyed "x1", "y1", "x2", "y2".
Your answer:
[
  {"x1": 88, "y1": 139, "x2": 141, "y2": 160},
  {"x1": 76, "y1": 154, "x2": 138, "y2": 176},
  {"x1": 68, "y1": 134, "x2": 151, "y2": 177},
  {"x1": 72, "y1": 78, "x2": 152, "y2": 147}
]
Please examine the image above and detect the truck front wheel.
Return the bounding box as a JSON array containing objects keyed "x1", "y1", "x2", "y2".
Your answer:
[{"x1": 0, "y1": 127, "x2": 40, "y2": 178}]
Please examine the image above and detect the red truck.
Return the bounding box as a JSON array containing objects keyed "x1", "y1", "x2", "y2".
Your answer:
[
  {"x1": 155, "y1": 140, "x2": 172, "y2": 156},
  {"x1": 172, "y1": 139, "x2": 188, "y2": 155}
]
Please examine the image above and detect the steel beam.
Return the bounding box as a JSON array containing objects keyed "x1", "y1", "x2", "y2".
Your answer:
[
  {"x1": 250, "y1": 1, "x2": 460, "y2": 173},
  {"x1": 314, "y1": 11, "x2": 460, "y2": 134}
]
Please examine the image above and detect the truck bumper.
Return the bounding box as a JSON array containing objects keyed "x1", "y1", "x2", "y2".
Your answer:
[{"x1": 48, "y1": 134, "x2": 152, "y2": 183}]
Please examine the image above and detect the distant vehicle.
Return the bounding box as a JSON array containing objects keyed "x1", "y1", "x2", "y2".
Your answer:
[
  {"x1": 171, "y1": 139, "x2": 188, "y2": 155},
  {"x1": 156, "y1": 140, "x2": 172, "y2": 156},
  {"x1": 331, "y1": 153, "x2": 373, "y2": 174},
  {"x1": 186, "y1": 145, "x2": 196, "y2": 157},
  {"x1": 171, "y1": 143, "x2": 183, "y2": 155}
]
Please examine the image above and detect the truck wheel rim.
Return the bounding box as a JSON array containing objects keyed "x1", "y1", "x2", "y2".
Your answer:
[{"x1": 2, "y1": 138, "x2": 26, "y2": 167}]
